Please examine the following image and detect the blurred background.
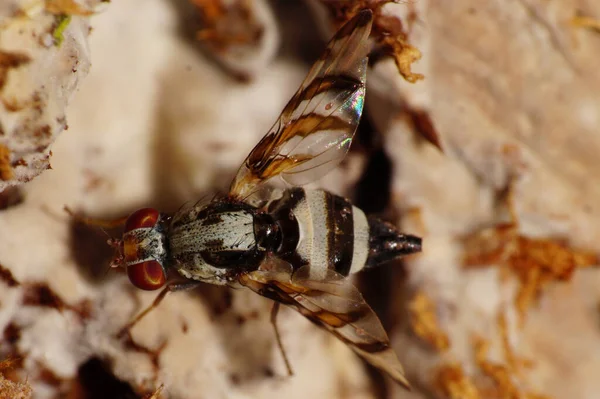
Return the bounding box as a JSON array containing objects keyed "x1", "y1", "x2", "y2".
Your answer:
[{"x1": 1, "y1": 0, "x2": 600, "y2": 398}]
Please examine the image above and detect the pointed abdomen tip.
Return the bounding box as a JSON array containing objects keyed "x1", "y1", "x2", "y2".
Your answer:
[{"x1": 403, "y1": 235, "x2": 422, "y2": 254}]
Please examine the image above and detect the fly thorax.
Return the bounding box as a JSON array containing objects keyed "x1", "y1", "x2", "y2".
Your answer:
[
  {"x1": 169, "y1": 207, "x2": 264, "y2": 284},
  {"x1": 171, "y1": 210, "x2": 256, "y2": 253}
]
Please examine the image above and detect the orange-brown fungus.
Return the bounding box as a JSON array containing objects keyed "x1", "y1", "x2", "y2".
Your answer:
[
  {"x1": 473, "y1": 336, "x2": 552, "y2": 399},
  {"x1": 571, "y1": 15, "x2": 600, "y2": 33},
  {"x1": 462, "y1": 223, "x2": 597, "y2": 322},
  {"x1": 320, "y1": 0, "x2": 424, "y2": 83},
  {"x1": 474, "y1": 337, "x2": 520, "y2": 398},
  {"x1": 0, "y1": 356, "x2": 31, "y2": 399},
  {"x1": 408, "y1": 291, "x2": 450, "y2": 351},
  {"x1": 191, "y1": 0, "x2": 263, "y2": 51},
  {"x1": 434, "y1": 364, "x2": 481, "y2": 399},
  {"x1": 497, "y1": 313, "x2": 533, "y2": 377},
  {"x1": 44, "y1": 0, "x2": 95, "y2": 15},
  {"x1": 0, "y1": 144, "x2": 14, "y2": 181}
]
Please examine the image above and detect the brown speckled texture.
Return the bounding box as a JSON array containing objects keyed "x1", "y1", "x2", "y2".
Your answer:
[{"x1": 0, "y1": 0, "x2": 95, "y2": 190}]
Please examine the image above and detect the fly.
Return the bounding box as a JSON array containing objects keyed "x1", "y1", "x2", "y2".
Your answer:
[{"x1": 75, "y1": 10, "x2": 421, "y2": 388}]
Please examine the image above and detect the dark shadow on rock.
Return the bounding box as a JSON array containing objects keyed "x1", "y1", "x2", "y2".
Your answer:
[
  {"x1": 0, "y1": 186, "x2": 24, "y2": 210},
  {"x1": 77, "y1": 357, "x2": 140, "y2": 399},
  {"x1": 352, "y1": 109, "x2": 408, "y2": 398},
  {"x1": 68, "y1": 220, "x2": 122, "y2": 285}
]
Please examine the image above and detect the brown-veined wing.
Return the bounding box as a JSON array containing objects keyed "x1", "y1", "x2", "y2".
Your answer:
[
  {"x1": 239, "y1": 258, "x2": 411, "y2": 388},
  {"x1": 229, "y1": 10, "x2": 373, "y2": 201}
]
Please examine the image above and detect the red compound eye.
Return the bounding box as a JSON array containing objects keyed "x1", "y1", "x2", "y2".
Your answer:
[
  {"x1": 127, "y1": 260, "x2": 166, "y2": 291},
  {"x1": 124, "y1": 208, "x2": 160, "y2": 232}
]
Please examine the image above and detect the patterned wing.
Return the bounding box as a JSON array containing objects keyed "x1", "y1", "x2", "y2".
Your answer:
[
  {"x1": 229, "y1": 10, "x2": 373, "y2": 200},
  {"x1": 239, "y1": 260, "x2": 410, "y2": 388}
]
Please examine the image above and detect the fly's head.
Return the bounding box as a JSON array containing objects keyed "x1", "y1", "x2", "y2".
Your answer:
[{"x1": 111, "y1": 208, "x2": 169, "y2": 291}]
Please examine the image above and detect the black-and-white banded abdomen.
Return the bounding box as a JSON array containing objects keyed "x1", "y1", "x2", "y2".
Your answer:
[
  {"x1": 268, "y1": 188, "x2": 422, "y2": 280},
  {"x1": 269, "y1": 188, "x2": 370, "y2": 280}
]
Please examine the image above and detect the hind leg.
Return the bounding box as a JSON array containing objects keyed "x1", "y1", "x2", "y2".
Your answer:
[{"x1": 270, "y1": 302, "x2": 294, "y2": 377}]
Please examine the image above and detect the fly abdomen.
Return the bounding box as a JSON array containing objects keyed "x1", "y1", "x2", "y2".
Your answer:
[
  {"x1": 267, "y1": 188, "x2": 422, "y2": 279},
  {"x1": 268, "y1": 188, "x2": 374, "y2": 279}
]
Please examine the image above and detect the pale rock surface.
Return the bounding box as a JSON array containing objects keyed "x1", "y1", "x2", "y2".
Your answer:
[{"x1": 367, "y1": 1, "x2": 600, "y2": 398}]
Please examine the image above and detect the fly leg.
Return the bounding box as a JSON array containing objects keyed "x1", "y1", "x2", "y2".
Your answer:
[
  {"x1": 270, "y1": 302, "x2": 294, "y2": 376},
  {"x1": 117, "y1": 282, "x2": 201, "y2": 338}
]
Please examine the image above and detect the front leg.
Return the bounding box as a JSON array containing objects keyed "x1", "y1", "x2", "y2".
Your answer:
[{"x1": 118, "y1": 282, "x2": 202, "y2": 338}]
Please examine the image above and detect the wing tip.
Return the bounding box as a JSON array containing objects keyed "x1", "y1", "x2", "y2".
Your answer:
[
  {"x1": 387, "y1": 363, "x2": 411, "y2": 390},
  {"x1": 336, "y1": 8, "x2": 374, "y2": 40},
  {"x1": 395, "y1": 374, "x2": 412, "y2": 391},
  {"x1": 355, "y1": 9, "x2": 374, "y2": 26}
]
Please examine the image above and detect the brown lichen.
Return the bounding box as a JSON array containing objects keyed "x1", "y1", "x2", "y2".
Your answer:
[
  {"x1": 3, "y1": 323, "x2": 22, "y2": 346},
  {"x1": 0, "y1": 264, "x2": 19, "y2": 287},
  {"x1": 120, "y1": 333, "x2": 167, "y2": 389},
  {"x1": 22, "y1": 283, "x2": 69, "y2": 310},
  {"x1": 0, "y1": 51, "x2": 31, "y2": 92},
  {"x1": 22, "y1": 282, "x2": 93, "y2": 319},
  {"x1": 408, "y1": 291, "x2": 450, "y2": 351}
]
